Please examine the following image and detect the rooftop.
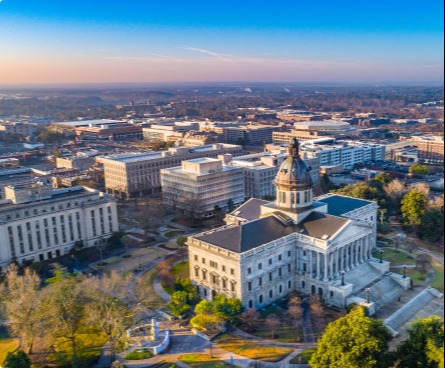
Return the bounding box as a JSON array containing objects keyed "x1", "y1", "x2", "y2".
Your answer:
[
  {"x1": 317, "y1": 194, "x2": 375, "y2": 217},
  {"x1": 197, "y1": 212, "x2": 350, "y2": 253}
]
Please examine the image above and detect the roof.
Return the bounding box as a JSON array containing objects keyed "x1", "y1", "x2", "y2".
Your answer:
[
  {"x1": 230, "y1": 198, "x2": 269, "y2": 221},
  {"x1": 317, "y1": 194, "x2": 374, "y2": 217},
  {"x1": 197, "y1": 211, "x2": 350, "y2": 253}
]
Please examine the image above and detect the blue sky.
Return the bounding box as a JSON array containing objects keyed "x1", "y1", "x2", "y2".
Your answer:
[{"x1": 0, "y1": 0, "x2": 443, "y2": 84}]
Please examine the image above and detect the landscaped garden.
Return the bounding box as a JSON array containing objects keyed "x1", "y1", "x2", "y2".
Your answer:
[
  {"x1": 179, "y1": 354, "x2": 240, "y2": 368},
  {"x1": 372, "y1": 248, "x2": 416, "y2": 266},
  {"x1": 214, "y1": 334, "x2": 293, "y2": 362}
]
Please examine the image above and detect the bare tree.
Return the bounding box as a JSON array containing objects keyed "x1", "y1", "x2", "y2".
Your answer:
[
  {"x1": 240, "y1": 308, "x2": 260, "y2": 333},
  {"x1": 429, "y1": 196, "x2": 444, "y2": 212},
  {"x1": 416, "y1": 254, "x2": 432, "y2": 274},
  {"x1": 413, "y1": 183, "x2": 430, "y2": 197},
  {"x1": 3, "y1": 265, "x2": 43, "y2": 354},
  {"x1": 264, "y1": 314, "x2": 281, "y2": 339},
  {"x1": 383, "y1": 179, "x2": 406, "y2": 213}
]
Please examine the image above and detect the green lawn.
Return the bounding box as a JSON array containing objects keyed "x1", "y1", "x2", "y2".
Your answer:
[
  {"x1": 290, "y1": 349, "x2": 316, "y2": 364},
  {"x1": 179, "y1": 354, "x2": 240, "y2": 368},
  {"x1": 431, "y1": 259, "x2": 444, "y2": 292},
  {"x1": 215, "y1": 334, "x2": 292, "y2": 363},
  {"x1": 372, "y1": 248, "x2": 416, "y2": 266},
  {"x1": 0, "y1": 339, "x2": 19, "y2": 364},
  {"x1": 172, "y1": 261, "x2": 190, "y2": 278}
]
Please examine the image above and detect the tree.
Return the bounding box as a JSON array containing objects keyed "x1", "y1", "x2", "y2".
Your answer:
[
  {"x1": 413, "y1": 183, "x2": 430, "y2": 197},
  {"x1": 416, "y1": 253, "x2": 432, "y2": 274},
  {"x1": 240, "y1": 308, "x2": 260, "y2": 332},
  {"x1": 373, "y1": 173, "x2": 392, "y2": 187},
  {"x1": 401, "y1": 190, "x2": 428, "y2": 227},
  {"x1": 176, "y1": 235, "x2": 188, "y2": 247},
  {"x1": 429, "y1": 196, "x2": 444, "y2": 213},
  {"x1": 3, "y1": 265, "x2": 43, "y2": 354},
  {"x1": 287, "y1": 296, "x2": 304, "y2": 327},
  {"x1": 169, "y1": 291, "x2": 192, "y2": 317},
  {"x1": 418, "y1": 210, "x2": 444, "y2": 242},
  {"x1": 310, "y1": 307, "x2": 392, "y2": 368},
  {"x1": 384, "y1": 179, "x2": 406, "y2": 213},
  {"x1": 213, "y1": 294, "x2": 243, "y2": 325},
  {"x1": 43, "y1": 271, "x2": 88, "y2": 368},
  {"x1": 409, "y1": 164, "x2": 430, "y2": 177},
  {"x1": 334, "y1": 183, "x2": 379, "y2": 201},
  {"x1": 191, "y1": 300, "x2": 224, "y2": 333},
  {"x1": 4, "y1": 350, "x2": 31, "y2": 368},
  {"x1": 265, "y1": 314, "x2": 281, "y2": 339},
  {"x1": 393, "y1": 316, "x2": 444, "y2": 368}
]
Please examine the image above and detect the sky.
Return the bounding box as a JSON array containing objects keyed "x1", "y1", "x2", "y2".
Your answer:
[{"x1": 0, "y1": 0, "x2": 443, "y2": 85}]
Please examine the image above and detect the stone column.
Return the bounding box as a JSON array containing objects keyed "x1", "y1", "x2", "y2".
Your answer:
[
  {"x1": 330, "y1": 252, "x2": 334, "y2": 279},
  {"x1": 317, "y1": 252, "x2": 321, "y2": 279},
  {"x1": 323, "y1": 253, "x2": 329, "y2": 282},
  {"x1": 309, "y1": 251, "x2": 313, "y2": 277},
  {"x1": 339, "y1": 247, "x2": 343, "y2": 272}
]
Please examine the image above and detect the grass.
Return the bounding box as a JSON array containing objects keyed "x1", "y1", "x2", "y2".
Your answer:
[
  {"x1": 135, "y1": 269, "x2": 164, "y2": 308},
  {"x1": 124, "y1": 348, "x2": 153, "y2": 360},
  {"x1": 290, "y1": 349, "x2": 316, "y2": 364},
  {"x1": 251, "y1": 306, "x2": 303, "y2": 343},
  {"x1": 0, "y1": 338, "x2": 19, "y2": 364},
  {"x1": 431, "y1": 259, "x2": 444, "y2": 292},
  {"x1": 172, "y1": 261, "x2": 190, "y2": 278},
  {"x1": 372, "y1": 248, "x2": 416, "y2": 266},
  {"x1": 179, "y1": 354, "x2": 240, "y2": 368},
  {"x1": 215, "y1": 334, "x2": 292, "y2": 362},
  {"x1": 165, "y1": 230, "x2": 185, "y2": 237}
]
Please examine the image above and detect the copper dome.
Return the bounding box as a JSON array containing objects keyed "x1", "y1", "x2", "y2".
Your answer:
[{"x1": 276, "y1": 138, "x2": 313, "y2": 191}]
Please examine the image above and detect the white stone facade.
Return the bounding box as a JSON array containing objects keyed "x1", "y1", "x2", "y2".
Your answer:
[{"x1": 0, "y1": 184, "x2": 119, "y2": 268}]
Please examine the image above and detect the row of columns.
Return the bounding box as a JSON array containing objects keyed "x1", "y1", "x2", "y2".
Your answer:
[{"x1": 298, "y1": 235, "x2": 373, "y2": 281}]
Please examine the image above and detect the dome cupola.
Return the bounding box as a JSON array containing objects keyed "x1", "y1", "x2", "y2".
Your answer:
[{"x1": 275, "y1": 138, "x2": 314, "y2": 209}]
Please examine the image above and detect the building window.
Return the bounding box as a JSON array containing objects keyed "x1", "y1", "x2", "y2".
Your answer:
[
  {"x1": 249, "y1": 300, "x2": 253, "y2": 309},
  {"x1": 258, "y1": 277, "x2": 263, "y2": 287},
  {"x1": 288, "y1": 250, "x2": 291, "y2": 257},
  {"x1": 7, "y1": 226, "x2": 16, "y2": 258},
  {"x1": 202, "y1": 258, "x2": 206, "y2": 264},
  {"x1": 210, "y1": 261, "x2": 218, "y2": 269},
  {"x1": 279, "y1": 285, "x2": 283, "y2": 293},
  {"x1": 17, "y1": 225, "x2": 25, "y2": 254},
  {"x1": 230, "y1": 268, "x2": 235, "y2": 275},
  {"x1": 231, "y1": 282, "x2": 236, "y2": 292},
  {"x1": 302, "y1": 281, "x2": 306, "y2": 289},
  {"x1": 268, "y1": 258, "x2": 272, "y2": 265},
  {"x1": 258, "y1": 263, "x2": 262, "y2": 270},
  {"x1": 288, "y1": 264, "x2": 292, "y2": 273},
  {"x1": 194, "y1": 255, "x2": 198, "y2": 261},
  {"x1": 269, "y1": 272, "x2": 273, "y2": 282},
  {"x1": 259, "y1": 295, "x2": 263, "y2": 304},
  {"x1": 269, "y1": 290, "x2": 273, "y2": 299},
  {"x1": 194, "y1": 267, "x2": 199, "y2": 277},
  {"x1": 247, "y1": 267, "x2": 252, "y2": 275},
  {"x1": 222, "y1": 279, "x2": 227, "y2": 289},
  {"x1": 278, "y1": 254, "x2": 282, "y2": 261},
  {"x1": 288, "y1": 281, "x2": 292, "y2": 289},
  {"x1": 248, "y1": 281, "x2": 252, "y2": 292}
]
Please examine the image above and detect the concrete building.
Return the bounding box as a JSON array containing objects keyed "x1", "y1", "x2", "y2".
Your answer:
[
  {"x1": 223, "y1": 125, "x2": 281, "y2": 145},
  {"x1": 273, "y1": 121, "x2": 357, "y2": 144},
  {"x1": 300, "y1": 140, "x2": 386, "y2": 170},
  {"x1": 51, "y1": 119, "x2": 126, "y2": 134},
  {"x1": 228, "y1": 150, "x2": 320, "y2": 199},
  {"x1": 102, "y1": 143, "x2": 244, "y2": 198},
  {"x1": 75, "y1": 123, "x2": 143, "y2": 141},
  {"x1": 188, "y1": 139, "x2": 409, "y2": 313},
  {"x1": 161, "y1": 158, "x2": 245, "y2": 218},
  {"x1": 142, "y1": 122, "x2": 200, "y2": 142},
  {"x1": 56, "y1": 155, "x2": 97, "y2": 171},
  {"x1": 415, "y1": 136, "x2": 444, "y2": 165},
  {"x1": 0, "y1": 122, "x2": 37, "y2": 138},
  {"x1": 0, "y1": 183, "x2": 119, "y2": 268}
]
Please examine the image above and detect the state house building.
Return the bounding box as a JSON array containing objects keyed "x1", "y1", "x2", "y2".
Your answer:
[{"x1": 188, "y1": 139, "x2": 409, "y2": 310}]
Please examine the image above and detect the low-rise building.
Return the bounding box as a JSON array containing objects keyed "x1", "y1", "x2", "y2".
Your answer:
[
  {"x1": 415, "y1": 136, "x2": 444, "y2": 165},
  {"x1": 0, "y1": 183, "x2": 119, "y2": 268},
  {"x1": 102, "y1": 143, "x2": 244, "y2": 198},
  {"x1": 0, "y1": 122, "x2": 38, "y2": 138},
  {"x1": 75, "y1": 123, "x2": 143, "y2": 141},
  {"x1": 161, "y1": 158, "x2": 245, "y2": 218},
  {"x1": 142, "y1": 121, "x2": 200, "y2": 142},
  {"x1": 56, "y1": 155, "x2": 97, "y2": 171}
]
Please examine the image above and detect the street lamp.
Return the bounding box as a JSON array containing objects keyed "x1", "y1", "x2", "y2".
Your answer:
[
  {"x1": 403, "y1": 266, "x2": 407, "y2": 279},
  {"x1": 340, "y1": 270, "x2": 346, "y2": 286},
  {"x1": 379, "y1": 250, "x2": 384, "y2": 264},
  {"x1": 365, "y1": 288, "x2": 371, "y2": 304},
  {"x1": 209, "y1": 342, "x2": 213, "y2": 359}
]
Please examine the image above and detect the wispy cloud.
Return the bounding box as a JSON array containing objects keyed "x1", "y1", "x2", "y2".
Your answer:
[{"x1": 180, "y1": 47, "x2": 233, "y2": 60}]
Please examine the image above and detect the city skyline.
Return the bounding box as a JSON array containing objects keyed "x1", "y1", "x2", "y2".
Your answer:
[{"x1": 0, "y1": 0, "x2": 444, "y2": 84}]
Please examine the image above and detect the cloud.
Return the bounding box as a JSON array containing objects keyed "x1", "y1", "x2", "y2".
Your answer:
[{"x1": 180, "y1": 47, "x2": 233, "y2": 60}]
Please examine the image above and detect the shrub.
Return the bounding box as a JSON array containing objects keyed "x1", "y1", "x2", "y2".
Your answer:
[{"x1": 124, "y1": 349, "x2": 153, "y2": 360}]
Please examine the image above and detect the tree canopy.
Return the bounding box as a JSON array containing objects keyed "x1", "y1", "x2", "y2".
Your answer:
[
  {"x1": 401, "y1": 190, "x2": 428, "y2": 227},
  {"x1": 310, "y1": 307, "x2": 392, "y2": 368}
]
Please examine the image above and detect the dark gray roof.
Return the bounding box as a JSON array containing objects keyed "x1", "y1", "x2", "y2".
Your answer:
[
  {"x1": 317, "y1": 195, "x2": 374, "y2": 217},
  {"x1": 231, "y1": 198, "x2": 269, "y2": 221},
  {"x1": 197, "y1": 211, "x2": 350, "y2": 253}
]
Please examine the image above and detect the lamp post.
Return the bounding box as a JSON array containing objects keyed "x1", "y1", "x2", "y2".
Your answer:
[
  {"x1": 365, "y1": 288, "x2": 371, "y2": 304},
  {"x1": 379, "y1": 250, "x2": 384, "y2": 264},
  {"x1": 403, "y1": 266, "x2": 407, "y2": 279},
  {"x1": 209, "y1": 342, "x2": 213, "y2": 359},
  {"x1": 340, "y1": 270, "x2": 346, "y2": 286}
]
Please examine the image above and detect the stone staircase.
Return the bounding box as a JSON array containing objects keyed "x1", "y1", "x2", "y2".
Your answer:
[
  {"x1": 357, "y1": 276, "x2": 405, "y2": 310},
  {"x1": 344, "y1": 262, "x2": 383, "y2": 293},
  {"x1": 384, "y1": 288, "x2": 444, "y2": 336}
]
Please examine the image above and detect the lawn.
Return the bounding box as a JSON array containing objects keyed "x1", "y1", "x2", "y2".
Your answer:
[
  {"x1": 172, "y1": 261, "x2": 190, "y2": 278},
  {"x1": 134, "y1": 269, "x2": 164, "y2": 308},
  {"x1": 290, "y1": 349, "x2": 316, "y2": 364},
  {"x1": 372, "y1": 248, "x2": 416, "y2": 266},
  {"x1": 431, "y1": 259, "x2": 444, "y2": 292},
  {"x1": 252, "y1": 305, "x2": 303, "y2": 343},
  {"x1": 0, "y1": 339, "x2": 19, "y2": 364},
  {"x1": 179, "y1": 354, "x2": 240, "y2": 368},
  {"x1": 214, "y1": 334, "x2": 292, "y2": 362}
]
